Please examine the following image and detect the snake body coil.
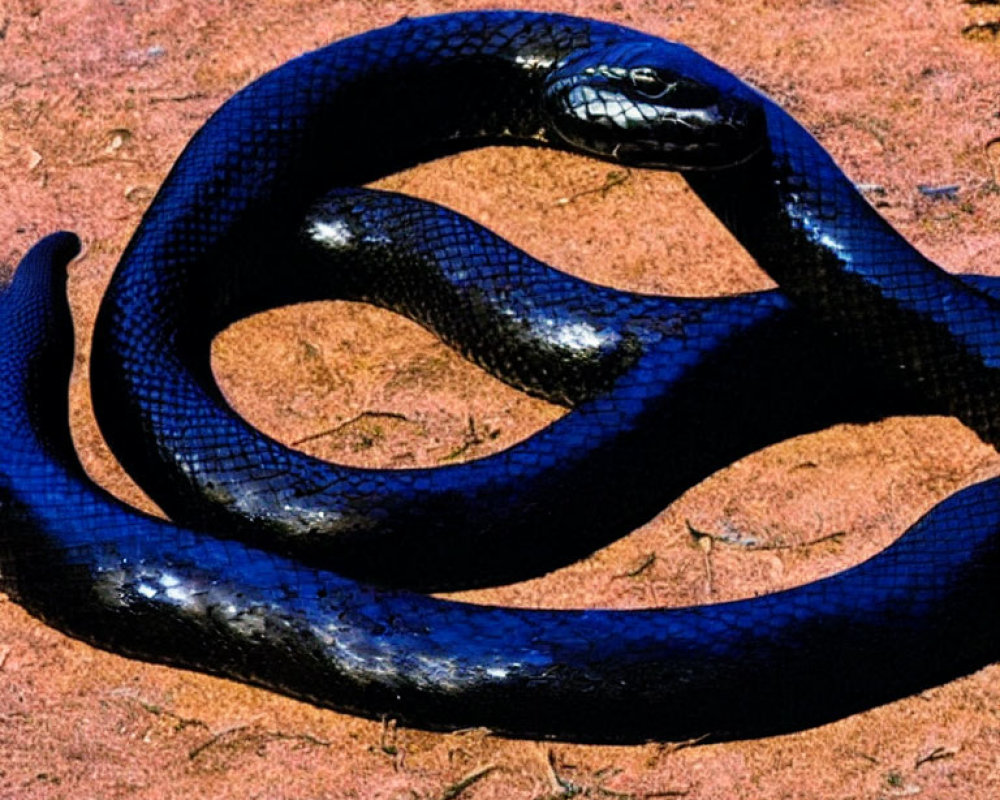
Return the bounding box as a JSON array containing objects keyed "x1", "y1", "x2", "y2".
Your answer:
[{"x1": 1, "y1": 12, "x2": 998, "y2": 743}]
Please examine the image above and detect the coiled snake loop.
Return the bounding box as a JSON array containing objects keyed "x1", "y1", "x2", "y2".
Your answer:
[{"x1": 1, "y1": 12, "x2": 998, "y2": 743}]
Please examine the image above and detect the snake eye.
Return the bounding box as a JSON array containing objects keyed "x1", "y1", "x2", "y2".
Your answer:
[
  {"x1": 629, "y1": 67, "x2": 720, "y2": 108},
  {"x1": 628, "y1": 67, "x2": 673, "y2": 99}
]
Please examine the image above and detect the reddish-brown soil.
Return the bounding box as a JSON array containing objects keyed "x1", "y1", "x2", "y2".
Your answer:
[{"x1": 1, "y1": 1, "x2": 999, "y2": 798}]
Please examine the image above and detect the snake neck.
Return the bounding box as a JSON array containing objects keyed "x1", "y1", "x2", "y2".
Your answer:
[{"x1": 685, "y1": 101, "x2": 1000, "y2": 444}]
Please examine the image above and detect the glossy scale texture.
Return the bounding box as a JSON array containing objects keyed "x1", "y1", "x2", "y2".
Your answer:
[
  {"x1": 88, "y1": 11, "x2": 987, "y2": 591},
  {"x1": 1, "y1": 12, "x2": 999, "y2": 743}
]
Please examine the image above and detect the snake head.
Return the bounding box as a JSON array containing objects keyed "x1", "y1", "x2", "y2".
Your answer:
[{"x1": 544, "y1": 40, "x2": 766, "y2": 170}]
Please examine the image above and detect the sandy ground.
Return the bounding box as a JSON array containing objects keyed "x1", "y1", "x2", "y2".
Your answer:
[{"x1": 1, "y1": 0, "x2": 999, "y2": 798}]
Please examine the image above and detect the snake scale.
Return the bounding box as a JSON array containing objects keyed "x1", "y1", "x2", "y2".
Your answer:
[{"x1": 1, "y1": 11, "x2": 998, "y2": 743}]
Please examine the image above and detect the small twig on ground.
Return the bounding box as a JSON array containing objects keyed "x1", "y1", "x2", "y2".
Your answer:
[
  {"x1": 268, "y1": 730, "x2": 332, "y2": 748},
  {"x1": 556, "y1": 169, "x2": 631, "y2": 205},
  {"x1": 916, "y1": 183, "x2": 960, "y2": 201},
  {"x1": 380, "y1": 716, "x2": 399, "y2": 756},
  {"x1": 436, "y1": 764, "x2": 498, "y2": 800},
  {"x1": 915, "y1": 745, "x2": 957, "y2": 768},
  {"x1": 148, "y1": 91, "x2": 210, "y2": 104},
  {"x1": 736, "y1": 530, "x2": 846, "y2": 552},
  {"x1": 447, "y1": 725, "x2": 493, "y2": 738},
  {"x1": 188, "y1": 723, "x2": 251, "y2": 760},
  {"x1": 136, "y1": 700, "x2": 211, "y2": 733},
  {"x1": 855, "y1": 183, "x2": 886, "y2": 196},
  {"x1": 441, "y1": 416, "x2": 499, "y2": 461},
  {"x1": 685, "y1": 522, "x2": 716, "y2": 595},
  {"x1": 685, "y1": 520, "x2": 845, "y2": 552},
  {"x1": 292, "y1": 410, "x2": 412, "y2": 446},
  {"x1": 543, "y1": 749, "x2": 690, "y2": 799},
  {"x1": 442, "y1": 416, "x2": 485, "y2": 461},
  {"x1": 613, "y1": 552, "x2": 657, "y2": 579},
  {"x1": 652, "y1": 734, "x2": 710, "y2": 759},
  {"x1": 187, "y1": 723, "x2": 331, "y2": 761},
  {"x1": 961, "y1": 20, "x2": 1000, "y2": 38},
  {"x1": 545, "y1": 749, "x2": 583, "y2": 797},
  {"x1": 374, "y1": 716, "x2": 408, "y2": 771}
]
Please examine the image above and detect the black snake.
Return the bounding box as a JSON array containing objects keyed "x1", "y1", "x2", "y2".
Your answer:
[{"x1": 1, "y1": 11, "x2": 997, "y2": 743}]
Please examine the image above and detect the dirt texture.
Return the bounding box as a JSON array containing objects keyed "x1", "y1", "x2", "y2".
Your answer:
[{"x1": 1, "y1": 0, "x2": 999, "y2": 798}]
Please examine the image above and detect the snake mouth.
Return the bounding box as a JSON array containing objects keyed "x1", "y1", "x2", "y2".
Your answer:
[{"x1": 544, "y1": 42, "x2": 767, "y2": 170}]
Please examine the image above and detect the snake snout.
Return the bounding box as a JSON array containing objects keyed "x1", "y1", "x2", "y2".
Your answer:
[{"x1": 544, "y1": 40, "x2": 766, "y2": 170}]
